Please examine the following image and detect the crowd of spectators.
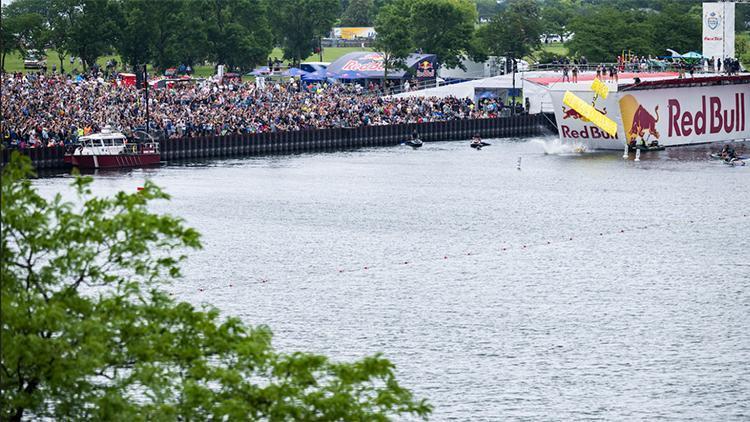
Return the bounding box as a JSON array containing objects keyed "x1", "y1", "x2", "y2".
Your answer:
[{"x1": 1, "y1": 71, "x2": 522, "y2": 148}]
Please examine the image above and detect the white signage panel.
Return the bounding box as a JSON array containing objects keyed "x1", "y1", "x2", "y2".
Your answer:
[{"x1": 703, "y1": 2, "x2": 735, "y2": 61}]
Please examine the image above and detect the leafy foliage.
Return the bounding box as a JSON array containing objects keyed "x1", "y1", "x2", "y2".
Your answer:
[
  {"x1": 271, "y1": 0, "x2": 340, "y2": 66},
  {"x1": 372, "y1": 0, "x2": 414, "y2": 87},
  {"x1": 565, "y1": 2, "x2": 701, "y2": 62},
  {"x1": 0, "y1": 153, "x2": 431, "y2": 421},
  {"x1": 341, "y1": 0, "x2": 375, "y2": 26},
  {"x1": 479, "y1": 0, "x2": 542, "y2": 59},
  {"x1": 409, "y1": 0, "x2": 479, "y2": 69}
]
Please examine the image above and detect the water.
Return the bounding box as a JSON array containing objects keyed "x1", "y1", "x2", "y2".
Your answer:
[{"x1": 33, "y1": 138, "x2": 750, "y2": 420}]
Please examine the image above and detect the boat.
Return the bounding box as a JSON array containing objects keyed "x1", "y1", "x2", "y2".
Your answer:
[
  {"x1": 65, "y1": 126, "x2": 160, "y2": 169},
  {"x1": 403, "y1": 139, "x2": 423, "y2": 148},
  {"x1": 529, "y1": 73, "x2": 750, "y2": 150}
]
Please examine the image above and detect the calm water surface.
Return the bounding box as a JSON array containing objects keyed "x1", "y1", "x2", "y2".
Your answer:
[{"x1": 35, "y1": 138, "x2": 750, "y2": 420}]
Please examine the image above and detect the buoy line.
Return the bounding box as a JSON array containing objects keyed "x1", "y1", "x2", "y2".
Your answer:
[{"x1": 183, "y1": 213, "x2": 749, "y2": 294}]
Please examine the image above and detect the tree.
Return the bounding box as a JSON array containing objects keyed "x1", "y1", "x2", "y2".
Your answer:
[
  {"x1": 565, "y1": 6, "x2": 655, "y2": 62},
  {"x1": 0, "y1": 153, "x2": 432, "y2": 421},
  {"x1": 112, "y1": 0, "x2": 154, "y2": 70},
  {"x1": 0, "y1": 11, "x2": 21, "y2": 71},
  {"x1": 272, "y1": 0, "x2": 340, "y2": 66},
  {"x1": 372, "y1": 0, "x2": 414, "y2": 91},
  {"x1": 1, "y1": 0, "x2": 49, "y2": 64},
  {"x1": 341, "y1": 0, "x2": 375, "y2": 26},
  {"x1": 473, "y1": 0, "x2": 499, "y2": 20},
  {"x1": 479, "y1": 0, "x2": 542, "y2": 59},
  {"x1": 66, "y1": 0, "x2": 119, "y2": 71},
  {"x1": 540, "y1": 0, "x2": 575, "y2": 40},
  {"x1": 646, "y1": 4, "x2": 700, "y2": 57},
  {"x1": 409, "y1": 0, "x2": 479, "y2": 69}
]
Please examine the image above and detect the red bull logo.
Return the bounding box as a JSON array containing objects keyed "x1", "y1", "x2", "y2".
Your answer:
[{"x1": 416, "y1": 60, "x2": 434, "y2": 77}]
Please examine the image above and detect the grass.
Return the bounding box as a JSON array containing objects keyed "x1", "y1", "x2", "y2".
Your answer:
[
  {"x1": 1, "y1": 47, "x2": 371, "y2": 77},
  {"x1": 525, "y1": 42, "x2": 570, "y2": 63}
]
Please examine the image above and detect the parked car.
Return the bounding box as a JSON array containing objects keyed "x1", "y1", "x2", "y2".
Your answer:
[{"x1": 23, "y1": 50, "x2": 46, "y2": 69}]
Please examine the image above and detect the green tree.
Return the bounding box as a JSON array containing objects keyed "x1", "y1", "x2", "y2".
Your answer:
[
  {"x1": 272, "y1": 0, "x2": 340, "y2": 66},
  {"x1": 566, "y1": 6, "x2": 655, "y2": 62},
  {"x1": 0, "y1": 153, "x2": 432, "y2": 421},
  {"x1": 646, "y1": 4, "x2": 700, "y2": 57},
  {"x1": 410, "y1": 0, "x2": 479, "y2": 69},
  {"x1": 66, "y1": 0, "x2": 119, "y2": 71},
  {"x1": 47, "y1": 0, "x2": 81, "y2": 73},
  {"x1": 341, "y1": 0, "x2": 375, "y2": 26},
  {"x1": 372, "y1": 0, "x2": 414, "y2": 90},
  {"x1": 540, "y1": 0, "x2": 575, "y2": 40},
  {"x1": 479, "y1": 0, "x2": 542, "y2": 59},
  {"x1": 473, "y1": 0, "x2": 499, "y2": 20},
  {"x1": 0, "y1": 11, "x2": 21, "y2": 71},
  {"x1": 112, "y1": 0, "x2": 154, "y2": 70},
  {"x1": 1, "y1": 0, "x2": 49, "y2": 62}
]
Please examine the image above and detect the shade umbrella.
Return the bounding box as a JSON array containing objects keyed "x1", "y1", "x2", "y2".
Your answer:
[
  {"x1": 682, "y1": 51, "x2": 704, "y2": 59},
  {"x1": 666, "y1": 49, "x2": 683, "y2": 59},
  {"x1": 282, "y1": 67, "x2": 309, "y2": 77}
]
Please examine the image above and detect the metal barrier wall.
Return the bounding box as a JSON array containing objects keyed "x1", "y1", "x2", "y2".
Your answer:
[{"x1": 3, "y1": 114, "x2": 554, "y2": 169}]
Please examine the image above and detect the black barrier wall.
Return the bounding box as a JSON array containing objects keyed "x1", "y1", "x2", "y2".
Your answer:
[{"x1": 3, "y1": 114, "x2": 555, "y2": 169}]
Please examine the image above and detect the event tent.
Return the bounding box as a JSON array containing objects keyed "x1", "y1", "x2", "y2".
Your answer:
[{"x1": 325, "y1": 52, "x2": 438, "y2": 80}]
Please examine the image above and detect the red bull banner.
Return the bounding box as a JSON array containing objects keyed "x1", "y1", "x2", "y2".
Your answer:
[{"x1": 551, "y1": 84, "x2": 749, "y2": 150}]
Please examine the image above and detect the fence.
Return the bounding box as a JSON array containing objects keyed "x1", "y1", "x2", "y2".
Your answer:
[{"x1": 3, "y1": 114, "x2": 555, "y2": 169}]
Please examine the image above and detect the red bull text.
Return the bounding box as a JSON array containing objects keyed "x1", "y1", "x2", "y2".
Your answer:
[{"x1": 668, "y1": 94, "x2": 746, "y2": 137}]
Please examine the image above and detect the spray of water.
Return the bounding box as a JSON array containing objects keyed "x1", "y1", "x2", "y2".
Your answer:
[{"x1": 531, "y1": 138, "x2": 588, "y2": 155}]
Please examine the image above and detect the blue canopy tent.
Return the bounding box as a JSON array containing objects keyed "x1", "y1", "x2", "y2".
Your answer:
[
  {"x1": 331, "y1": 70, "x2": 367, "y2": 80},
  {"x1": 300, "y1": 69, "x2": 329, "y2": 82},
  {"x1": 282, "y1": 67, "x2": 309, "y2": 77},
  {"x1": 249, "y1": 66, "x2": 271, "y2": 76},
  {"x1": 325, "y1": 52, "x2": 437, "y2": 80}
]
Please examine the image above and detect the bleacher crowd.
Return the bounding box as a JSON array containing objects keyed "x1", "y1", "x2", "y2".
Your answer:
[{"x1": 1, "y1": 72, "x2": 519, "y2": 148}]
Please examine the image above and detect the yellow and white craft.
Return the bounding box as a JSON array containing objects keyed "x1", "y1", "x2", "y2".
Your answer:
[
  {"x1": 590, "y1": 78, "x2": 609, "y2": 99},
  {"x1": 562, "y1": 91, "x2": 618, "y2": 137}
]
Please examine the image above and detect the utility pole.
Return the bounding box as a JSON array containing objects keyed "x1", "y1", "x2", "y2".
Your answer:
[
  {"x1": 511, "y1": 56, "x2": 517, "y2": 115},
  {"x1": 143, "y1": 64, "x2": 149, "y2": 135}
]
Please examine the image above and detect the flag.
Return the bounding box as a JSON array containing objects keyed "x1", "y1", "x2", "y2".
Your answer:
[{"x1": 562, "y1": 91, "x2": 617, "y2": 137}]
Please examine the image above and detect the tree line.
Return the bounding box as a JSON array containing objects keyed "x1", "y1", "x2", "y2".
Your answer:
[{"x1": 1, "y1": 0, "x2": 747, "y2": 73}]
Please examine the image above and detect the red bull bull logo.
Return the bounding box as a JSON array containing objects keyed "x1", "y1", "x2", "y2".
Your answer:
[{"x1": 627, "y1": 104, "x2": 660, "y2": 142}]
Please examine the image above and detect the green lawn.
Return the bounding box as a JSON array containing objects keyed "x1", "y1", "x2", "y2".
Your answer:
[{"x1": 1, "y1": 47, "x2": 371, "y2": 77}]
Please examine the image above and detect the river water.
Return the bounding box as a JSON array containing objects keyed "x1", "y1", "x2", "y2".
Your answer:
[{"x1": 34, "y1": 138, "x2": 749, "y2": 420}]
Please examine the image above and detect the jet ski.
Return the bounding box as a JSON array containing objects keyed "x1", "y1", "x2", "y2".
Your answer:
[
  {"x1": 724, "y1": 157, "x2": 747, "y2": 166},
  {"x1": 403, "y1": 139, "x2": 423, "y2": 148},
  {"x1": 470, "y1": 141, "x2": 491, "y2": 149},
  {"x1": 710, "y1": 153, "x2": 748, "y2": 160}
]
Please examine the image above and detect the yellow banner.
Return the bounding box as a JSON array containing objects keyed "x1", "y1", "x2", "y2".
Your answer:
[
  {"x1": 590, "y1": 78, "x2": 609, "y2": 99},
  {"x1": 562, "y1": 91, "x2": 618, "y2": 137}
]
